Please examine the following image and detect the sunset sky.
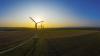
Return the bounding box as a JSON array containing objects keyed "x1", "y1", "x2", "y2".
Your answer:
[{"x1": 0, "y1": 0, "x2": 100, "y2": 28}]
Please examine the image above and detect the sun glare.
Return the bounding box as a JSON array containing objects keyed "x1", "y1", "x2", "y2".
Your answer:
[{"x1": 32, "y1": 16, "x2": 43, "y2": 23}]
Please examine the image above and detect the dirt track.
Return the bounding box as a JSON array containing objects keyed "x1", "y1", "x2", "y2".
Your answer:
[{"x1": 0, "y1": 31, "x2": 34, "y2": 49}]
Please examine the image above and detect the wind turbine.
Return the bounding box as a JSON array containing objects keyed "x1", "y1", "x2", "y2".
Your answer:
[
  {"x1": 29, "y1": 17, "x2": 45, "y2": 39},
  {"x1": 29, "y1": 17, "x2": 44, "y2": 30},
  {"x1": 29, "y1": 17, "x2": 38, "y2": 31}
]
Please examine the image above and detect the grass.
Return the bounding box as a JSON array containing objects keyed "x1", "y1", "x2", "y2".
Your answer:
[
  {"x1": 0, "y1": 28, "x2": 100, "y2": 56},
  {"x1": 42, "y1": 29, "x2": 97, "y2": 39},
  {"x1": 0, "y1": 31, "x2": 36, "y2": 56},
  {"x1": 0, "y1": 31, "x2": 34, "y2": 49},
  {"x1": 0, "y1": 38, "x2": 38, "y2": 56},
  {"x1": 46, "y1": 30, "x2": 100, "y2": 56}
]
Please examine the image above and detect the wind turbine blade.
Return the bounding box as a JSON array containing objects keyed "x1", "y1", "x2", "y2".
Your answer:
[{"x1": 29, "y1": 17, "x2": 36, "y2": 23}]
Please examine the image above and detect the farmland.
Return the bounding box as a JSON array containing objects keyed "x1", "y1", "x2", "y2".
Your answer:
[
  {"x1": 46, "y1": 30, "x2": 100, "y2": 56},
  {"x1": 0, "y1": 28, "x2": 100, "y2": 56}
]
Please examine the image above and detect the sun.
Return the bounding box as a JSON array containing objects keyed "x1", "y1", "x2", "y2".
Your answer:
[{"x1": 33, "y1": 16, "x2": 43, "y2": 23}]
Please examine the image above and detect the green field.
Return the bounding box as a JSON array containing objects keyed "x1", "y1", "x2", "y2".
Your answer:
[{"x1": 0, "y1": 29, "x2": 100, "y2": 56}]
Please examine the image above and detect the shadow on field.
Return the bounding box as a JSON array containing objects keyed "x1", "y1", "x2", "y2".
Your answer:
[{"x1": 47, "y1": 32, "x2": 100, "y2": 56}]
